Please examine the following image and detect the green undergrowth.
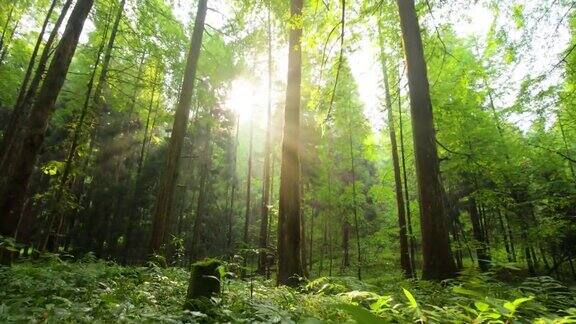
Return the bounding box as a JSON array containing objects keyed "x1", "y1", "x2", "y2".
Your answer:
[{"x1": 1, "y1": 257, "x2": 575, "y2": 323}]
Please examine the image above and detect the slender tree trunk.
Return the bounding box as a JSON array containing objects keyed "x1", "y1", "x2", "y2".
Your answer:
[
  {"x1": 0, "y1": 0, "x2": 73, "y2": 170},
  {"x1": 267, "y1": 151, "x2": 275, "y2": 246},
  {"x1": 149, "y1": 0, "x2": 208, "y2": 256},
  {"x1": 14, "y1": 0, "x2": 57, "y2": 109},
  {"x1": 382, "y1": 56, "x2": 413, "y2": 278},
  {"x1": 0, "y1": 17, "x2": 19, "y2": 67},
  {"x1": 396, "y1": 0, "x2": 456, "y2": 280},
  {"x1": 503, "y1": 212, "x2": 517, "y2": 261},
  {"x1": 468, "y1": 197, "x2": 491, "y2": 271},
  {"x1": 308, "y1": 207, "x2": 315, "y2": 275},
  {"x1": 327, "y1": 131, "x2": 335, "y2": 277},
  {"x1": 341, "y1": 219, "x2": 350, "y2": 270},
  {"x1": 189, "y1": 110, "x2": 213, "y2": 262},
  {"x1": 243, "y1": 115, "x2": 254, "y2": 247},
  {"x1": 0, "y1": 4, "x2": 15, "y2": 53},
  {"x1": 123, "y1": 64, "x2": 160, "y2": 261},
  {"x1": 44, "y1": 16, "x2": 113, "y2": 251},
  {"x1": 397, "y1": 72, "x2": 416, "y2": 273},
  {"x1": 0, "y1": 0, "x2": 94, "y2": 241},
  {"x1": 227, "y1": 114, "x2": 240, "y2": 252},
  {"x1": 450, "y1": 214, "x2": 464, "y2": 269},
  {"x1": 92, "y1": 0, "x2": 126, "y2": 112},
  {"x1": 497, "y1": 208, "x2": 513, "y2": 262},
  {"x1": 347, "y1": 120, "x2": 362, "y2": 281},
  {"x1": 276, "y1": 0, "x2": 304, "y2": 287},
  {"x1": 319, "y1": 217, "x2": 327, "y2": 276},
  {"x1": 258, "y1": 4, "x2": 273, "y2": 275}
]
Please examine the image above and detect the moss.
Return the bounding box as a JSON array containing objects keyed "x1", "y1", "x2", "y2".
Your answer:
[{"x1": 184, "y1": 259, "x2": 222, "y2": 310}]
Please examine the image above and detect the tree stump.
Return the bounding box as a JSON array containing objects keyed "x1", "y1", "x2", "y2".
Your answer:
[{"x1": 184, "y1": 259, "x2": 222, "y2": 310}]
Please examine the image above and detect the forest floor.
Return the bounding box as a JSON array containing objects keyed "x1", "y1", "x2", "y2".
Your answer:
[{"x1": 1, "y1": 256, "x2": 575, "y2": 323}]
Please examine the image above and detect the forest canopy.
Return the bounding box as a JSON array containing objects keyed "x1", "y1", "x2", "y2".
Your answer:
[{"x1": 0, "y1": 0, "x2": 575, "y2": 322}]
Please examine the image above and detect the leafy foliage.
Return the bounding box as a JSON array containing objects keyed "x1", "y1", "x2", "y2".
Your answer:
[{"x1": 1, "y1": 260, "x2": 575, "y2": 323}]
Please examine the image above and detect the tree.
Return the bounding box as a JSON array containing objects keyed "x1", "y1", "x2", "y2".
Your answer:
[
  {"x1": 243, "y1": 114, "x2": 254, "y2": 249},
  {"x1": 0, "y1": 0, "x2": 73, "y2": 169},
  {"x1": 277, "y1": 0, "x2": 304, "y2": 287},
  {"x1": 382, "y1": 56, "x2": 413, "y2": 278},
  {"x1": 149, "y1": 0, "x2": 208, "y2": 256},
  {"x1": 0, "y1": 0, "x2": 95, "y2": 240},
  {"x1": 396, "y1": 0, "x2": 456, "y2": 280},
  {"x1": 258, "y1": 3, "x2": 273, "y2": 275}
]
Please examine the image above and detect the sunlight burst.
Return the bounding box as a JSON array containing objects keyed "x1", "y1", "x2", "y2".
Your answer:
[{"x1": 225, "y1": 77, "x2": 267, "y2": 121}]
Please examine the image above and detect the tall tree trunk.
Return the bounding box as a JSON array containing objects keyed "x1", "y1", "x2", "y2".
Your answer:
[
  {"x1": 258, "y1": 3, "x2": 273, "y2": 275},
  {"x1": 276, "y1": 0, "x2": 304, "y2": 287},
  {"x1": 382, "y1": 57, "x2": 413, "y2": 278},
  {"x1": 149, "y1": 0, "x2": 208, "y2": 256},
  {"x1": 396, "y1": 0, "x2": 456, "y2": 280},
  {"x1": 0, "y1": 0, "x2": 94, "y2": 241},
  {"x1": 0, "y1": 0, "x2": 73, "y2": 170}
]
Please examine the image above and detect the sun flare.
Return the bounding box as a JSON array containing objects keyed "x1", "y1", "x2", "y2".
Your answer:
[{"x1": 225, "y1": 77, "x2": 267, "y2": 121}]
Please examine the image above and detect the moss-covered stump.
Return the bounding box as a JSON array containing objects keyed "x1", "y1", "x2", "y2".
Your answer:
[{"x1": 184, "y1": 259, "x2": 222, "y2": 310}]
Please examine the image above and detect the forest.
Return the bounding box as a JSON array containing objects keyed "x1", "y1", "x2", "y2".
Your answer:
[{"x1": 0, "y1": 0, "x2": 575, "y2": 322}]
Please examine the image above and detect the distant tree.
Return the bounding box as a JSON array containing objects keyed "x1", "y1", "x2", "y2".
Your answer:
[{"x1": 149, "y1": 0, "x2": 208, "y2": 256}]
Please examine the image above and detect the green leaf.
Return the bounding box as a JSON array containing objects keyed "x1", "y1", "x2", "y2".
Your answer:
[
  {"x1": 335, "y1": 303, "x2": 387, "y2": 324},
  {"x1": 474, "y1": 301, "x2": 490, "y2": 312},
  {"x1": 503, "y1": 296, "x2": 533, "y2": 313},
  {"x1": 402, "y1": 288, "x2": 418, "y2": 308}
]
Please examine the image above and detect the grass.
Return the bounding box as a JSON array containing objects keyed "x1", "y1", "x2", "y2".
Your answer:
[{"x1": 0, "y1": 255, "x2": 575, "y2": 323}]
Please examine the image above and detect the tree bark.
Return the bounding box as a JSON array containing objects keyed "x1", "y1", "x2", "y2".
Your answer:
[
  {"x1": 149, "y1": 0, "x2": 208, "y2": 256},
  {"x1": 0, "y1": 0, "x2": 94, "y2": 239},
  {"x1": 276, "y1": 0, "x2": 304, "y2": 287},
  {"x1": 396, "y1": 0, "x2": 456, "y2": 280}
]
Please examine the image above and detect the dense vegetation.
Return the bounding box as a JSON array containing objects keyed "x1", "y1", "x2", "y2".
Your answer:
[{"x1": 0, "y1": 0, "x2": 575, "y2": 322}]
